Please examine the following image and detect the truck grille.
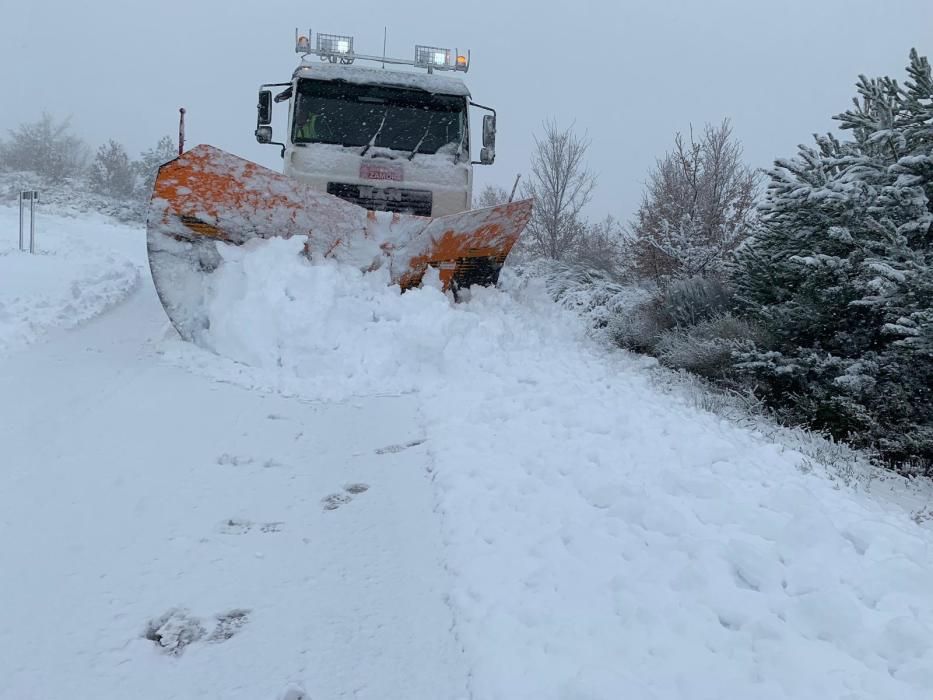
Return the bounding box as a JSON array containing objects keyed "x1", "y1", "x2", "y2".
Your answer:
[{"x1": 327, "y1": 183, "x2": 433, "y2": 217}]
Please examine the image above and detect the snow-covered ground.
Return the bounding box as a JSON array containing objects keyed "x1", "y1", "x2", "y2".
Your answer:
[
  {"x1": 1, "y1": 210, "x2": 932, "y2": 699},
  {"x1": 0, "y1": 206, "x2": 139, "y2": 356}
]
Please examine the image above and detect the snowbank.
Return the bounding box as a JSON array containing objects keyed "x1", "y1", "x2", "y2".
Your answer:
[
  {"x1": 0, "y1": 205, "x2": 142, "y2": 355},
  {"x1": 164, "y1": 237, "x2": 933, "y2": 699},
  {"x1": 161, "y1": 236, "x2": 537, "y2": 402}
]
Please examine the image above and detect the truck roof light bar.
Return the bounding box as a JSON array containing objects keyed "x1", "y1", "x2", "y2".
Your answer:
[
  {"x1": 415, "y1": 45, "x2": 450, "y2": 68},
  {"x1": 317, "y1": 33, "x2": 353, "y2": 60},
  {"x1": 294, "y1": 29, "x2": 469, "y2": 73}
]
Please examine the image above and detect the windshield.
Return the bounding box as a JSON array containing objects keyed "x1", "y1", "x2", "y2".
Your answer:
[{"x1": 292, "y1": 79, "x2": 466, "y2": 155}]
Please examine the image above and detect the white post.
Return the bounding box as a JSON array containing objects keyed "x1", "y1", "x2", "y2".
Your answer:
[
  {"x1": 18, "y1": 192, "x2": 25, "y2": 251},
  {"x1": 29, "y1": 191, "x2": 37, "y2": 254},
  {"x1": 18, "y1": 191, "x2": 38, "y2": 253}
]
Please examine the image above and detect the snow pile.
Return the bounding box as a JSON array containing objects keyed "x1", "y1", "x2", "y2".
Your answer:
[
  {"x1": 163, "y1": 236, "x2": 566, "y2": 401},
  {"x1": 165, "y1": 238, "x2": 933, "y2": 699},
  {"x1": 0, "y1": 205, "x2": 141, "y2": 355}
]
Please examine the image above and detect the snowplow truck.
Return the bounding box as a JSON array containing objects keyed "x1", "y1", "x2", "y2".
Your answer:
[{"x1": 147, "y1": 31, "x2": 532, "y2": 342}]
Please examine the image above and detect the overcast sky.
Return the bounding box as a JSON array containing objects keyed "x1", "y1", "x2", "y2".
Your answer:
[{"x1": 2, "y1": 0, "x2": 931, "y2": 222}]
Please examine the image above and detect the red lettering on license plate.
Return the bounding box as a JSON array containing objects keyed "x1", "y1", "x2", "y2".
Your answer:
[{"x1": 360, "y1": 162, "x2": 403, "y2": 181}]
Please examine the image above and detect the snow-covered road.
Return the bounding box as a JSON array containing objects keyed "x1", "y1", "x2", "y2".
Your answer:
[
  {"x1": 0, "y1": 208, "x2": 139, "y2": 356},
  {"x1": 0, "y1": 213, "x2": 467, "y2": 699},
  {"x1": 1, "y1": 208, "x2": 932, "y2": 700}
]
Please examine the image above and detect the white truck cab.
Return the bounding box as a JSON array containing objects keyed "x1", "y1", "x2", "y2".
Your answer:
[{"x1": 254, "y1": 31, "x2": 497, "y2": 218}]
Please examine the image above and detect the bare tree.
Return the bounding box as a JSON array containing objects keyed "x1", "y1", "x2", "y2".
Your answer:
[
  {"x1": 628, "y1": 119, "x2": 760, "y2": 283},
  {"x1": 521, "y1": 120, "x2": 597, "y2": 260},
  {"x1": 474, "y1": 183, "x2": 510, "y2": 209},
  {"x1": 0, "y1": 113, "x2": 88, "y2": 182}
]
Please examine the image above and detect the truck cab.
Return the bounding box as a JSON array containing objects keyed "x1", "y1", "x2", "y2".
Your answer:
[{"x1": 255, "y1": 32, "x2": 497, "y2": 218}]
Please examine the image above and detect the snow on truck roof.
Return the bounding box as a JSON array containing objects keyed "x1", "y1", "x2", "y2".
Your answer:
[{"x1": 292, "y1": 60, "x2": 471, "y2": 97}]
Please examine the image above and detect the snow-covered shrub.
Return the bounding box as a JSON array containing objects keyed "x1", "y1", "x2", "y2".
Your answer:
[
  {"x1": 608, "y1": 296, "x2": 668, "y2": 353},
  {"x1": 540, "y1": 264, "x2": 737, "y2": 356},
  {"x1": 603, "y1": 276, "x2": 733, "y2": 355},
  {"x1": 574, "y1": 215, "x2": 627, "y2": 277},
  {"x1": 656, "y1": 313, "x2": 762, "y2": 380},
  {"x1": 0, "y1": 119, "x2": 148, "y2": 222},
  {"x1": 0, "y1": 113, "x2": 88, "y2": 182},
  {"x1": 0, "y1": 170, "x2": 145, "y2": 223},
  {"x1": 540, "y1": 260, "x2": 656, "y2": 343},
  {"x1": 657, "y1": 275, "x2": 732, "y2": 328}
]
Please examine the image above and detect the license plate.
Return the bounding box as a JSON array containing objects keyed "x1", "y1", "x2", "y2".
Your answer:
[{"x1": 360, "y1": 162, "x2": 403, "y2": 181}]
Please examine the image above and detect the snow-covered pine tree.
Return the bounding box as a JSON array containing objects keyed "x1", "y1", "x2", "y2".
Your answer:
[
  {"x1": 134, "y1": 135, "x2": 177, "y2": 200},
  {"x1": 730, "y1": 50, "x2": 933, "y2": 470},
  {"x1": 88, "y1": 139, "x2": 136, "y2": 199}
]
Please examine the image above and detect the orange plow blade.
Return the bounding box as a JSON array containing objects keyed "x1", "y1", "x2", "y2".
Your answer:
[{"x1": 146, "y1": 145, "x2": 532, "y2": 341}]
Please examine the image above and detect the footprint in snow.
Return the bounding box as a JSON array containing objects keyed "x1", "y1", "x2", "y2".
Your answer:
[
  {"x1": 321, "y1": 493, "x2": 352, "y2": 511},
  {"x1": 208, "y1": 609, "x2": 251, "y2": 641},
  {"x1": 322, "y1": 483, "x2": 370, "y2": 511},
  {"x1": 217, "y1": 518, "x2": 283, "y2": 535},
  {"x1": 143, "y1": 608, "x2": 205, "y2": 656},
  {"x1": 279, "y1": 684, "x2": 310, "y2": 700},
  {"x1": 144, "y1": 608, "x2": 251, "y2": 655},
  {"x1": 374, "y1": 439, "x2": 425, "y2": 455},
  {"x1": 217, "y1": 453, "x2": 283, "y2": 469},
  {"x1": 216, "y1": 453, "x2": 255, "y2": 467},
  {"x1": 218, "y1": 518, "x2": 253, "y2": 535}
]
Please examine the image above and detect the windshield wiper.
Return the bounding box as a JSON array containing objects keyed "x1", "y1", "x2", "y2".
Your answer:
[
  {"x1": 360, "y1": 110, "x2": 388, "y2": 156},
  {"x1": 406, "y1": 116, "x2": 434, "y2": 161}
]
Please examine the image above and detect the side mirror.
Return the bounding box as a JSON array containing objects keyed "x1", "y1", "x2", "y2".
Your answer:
[
  {"x1": 255, "y1": 126, "x2": 273, "y2": 144},
  {"x1": 257, "y1": 90, "x2": 272, "y2": 125},
  {"x1": 480, "y1": 146, "x2": 495, "y2": 165},
  {"x1": 482, "y1": 114, "x2": 496, "y2": 149}
]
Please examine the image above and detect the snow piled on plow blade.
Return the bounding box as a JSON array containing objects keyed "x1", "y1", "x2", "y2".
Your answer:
[
  {"x1": 163, "y1": 235, "x2": 543, "y2": 400},
  {"x1": 162, "y1": 236, "x2": 933, "y2": 700},
  {"x1": 147, "y1": 145, "x2": 531, "y2": 344}
]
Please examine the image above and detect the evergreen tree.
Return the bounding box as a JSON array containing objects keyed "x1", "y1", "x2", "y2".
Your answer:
[
  {"x1": 88, "y1": 139, "x2": 136, "y2": 199},
  {"x1": 730, "y1": 50, "x2": 933, "y2": 469},
  {"x1": 134, "y1": 135, "x2": 177, "y2": 199}
]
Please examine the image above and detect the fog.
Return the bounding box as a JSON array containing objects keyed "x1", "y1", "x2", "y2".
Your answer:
[{"x1": 2, "y1": 0, "x2": 931, "y2": 220}]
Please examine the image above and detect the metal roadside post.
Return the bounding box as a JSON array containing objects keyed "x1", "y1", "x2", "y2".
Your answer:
[
  {"x1": 18, "y1": 192, "x2": 24, "y2": 250},
  {"x1": 18, "y1": 190, "x2": 39, "y2": 253}
]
